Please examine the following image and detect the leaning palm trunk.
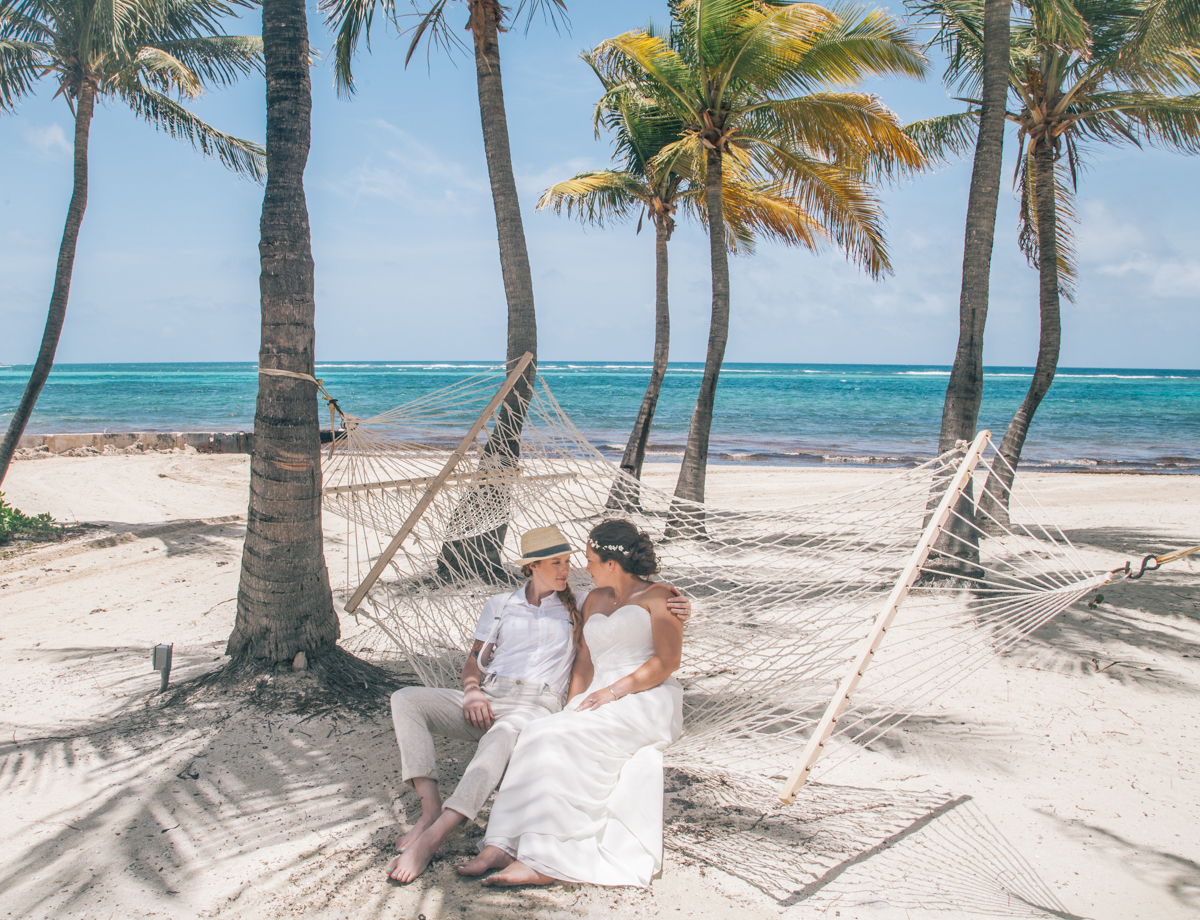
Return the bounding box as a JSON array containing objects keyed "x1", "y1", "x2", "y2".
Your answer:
[
  {"x1": 227, "y1": 0, "x2": 339, "y2": 662},
  {"x1": 937, "y1": 0, "x2": 1011, "y2": 454},
  {"x1": 927, "y1": 0, "x2": 1012, "y2": 573},
  {"x1": 671, "y1": 147, "x2": 730, "y2": 530},
  {"x1": 979, "y1": 140, "x2": 1061, "y2": 531},
  {"x1": 0, "y1": 82, "x2": 96, "y2": 487},
  {"x1": 436, "y1": 0, "x2": 538, "y2": 579},
  {"x1": 609, "y1": 219, "x2": 671, "y2": 510}
]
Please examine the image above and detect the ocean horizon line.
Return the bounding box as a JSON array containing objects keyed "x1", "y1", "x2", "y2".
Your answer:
[
  {"x1": 2, "y1": 359, "x2": 1199, "y2": 375},
  {"x1": 4, "y1": 361, "x2": 1197, "y2": 475}
]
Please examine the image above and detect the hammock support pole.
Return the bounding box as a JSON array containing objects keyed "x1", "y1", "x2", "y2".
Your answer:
[
  {"x1": 343, "y1": 352, "x2": 535, "y2": 614},
  {"x1": 778, "y1": 430, "x2": 991, "y2": 804}
]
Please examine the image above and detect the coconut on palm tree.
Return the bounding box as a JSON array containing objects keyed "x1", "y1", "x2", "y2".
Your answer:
[
  {"x1": 590, "y1": 0, "x2": 927, "y2": 518},
  {"x1": 0, "y1": 0, "x2": 265, "y2": 487},
  {"x1": 920, "y1": 0, "x2": 1200, "y2": 526}
]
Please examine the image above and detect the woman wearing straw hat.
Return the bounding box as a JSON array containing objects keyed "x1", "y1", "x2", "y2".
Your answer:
[{"x1": 385, "y1": 524, "x2": 691, "y2": 884}]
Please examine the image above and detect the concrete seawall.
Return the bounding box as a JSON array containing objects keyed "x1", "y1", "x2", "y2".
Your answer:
[{"x1": 18, "y1": 432, "x2": 254, "y2": 454}]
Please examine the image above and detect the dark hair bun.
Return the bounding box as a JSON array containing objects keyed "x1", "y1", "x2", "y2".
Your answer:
[{"x1": 588, "y1": 519, "x2": 659, "y2": 577}]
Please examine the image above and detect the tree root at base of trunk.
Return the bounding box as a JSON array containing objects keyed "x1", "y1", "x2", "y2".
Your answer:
[{"x1": 163, "y1": 646, "x2": 418, "y2": 717}]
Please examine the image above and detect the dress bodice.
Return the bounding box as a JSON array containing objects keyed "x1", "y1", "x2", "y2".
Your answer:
[{"x1": 584, "y1": 605, "x2": 657, "y2": 677}]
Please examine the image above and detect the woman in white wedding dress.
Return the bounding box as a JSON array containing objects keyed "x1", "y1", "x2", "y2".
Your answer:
[{"x1": 457, "y1": 519, "x2": 684, "y2": 887}]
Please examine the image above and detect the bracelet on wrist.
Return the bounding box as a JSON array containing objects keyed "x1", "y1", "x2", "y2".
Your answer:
[{"x1": 607, "y1": 685, "x2": 621, "y2": 700}]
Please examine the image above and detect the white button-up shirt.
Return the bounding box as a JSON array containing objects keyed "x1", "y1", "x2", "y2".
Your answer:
[{"x1": 472, "y1": 584, "x2": 589, "y2": 698}]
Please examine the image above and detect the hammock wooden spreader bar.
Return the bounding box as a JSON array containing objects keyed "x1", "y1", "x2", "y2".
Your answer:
[
  {"x1": 778, "y1": 430, "x2": 992, "y2": 804},
  {"x1": 323, "y1": 469, "x2": 576, "y2": 496},
  {"x1": 343, "y1": 352, "x2": 535, "y2": 614}
]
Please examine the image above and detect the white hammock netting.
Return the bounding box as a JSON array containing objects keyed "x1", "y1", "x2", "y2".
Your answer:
[{"x1": 321, "y1": 363, "x2": 1105, "y2": 794}]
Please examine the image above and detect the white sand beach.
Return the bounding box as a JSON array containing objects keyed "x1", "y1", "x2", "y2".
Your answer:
[{"x1": 1, "y1": 453, "x2": 1197, "y2": 919}]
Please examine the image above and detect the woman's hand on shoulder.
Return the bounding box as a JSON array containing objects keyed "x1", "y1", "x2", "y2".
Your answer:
[{"x1": 660, "y1": 584, "x2": 691, "y2": 625}]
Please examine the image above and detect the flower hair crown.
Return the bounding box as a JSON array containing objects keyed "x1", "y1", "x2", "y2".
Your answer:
[{"x1": 592, "y1": 541, "x2": 628, "y2": 556}]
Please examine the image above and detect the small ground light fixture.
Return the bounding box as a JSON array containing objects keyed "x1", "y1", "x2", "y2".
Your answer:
[{"x1": 153, "y1": 643, "x2": 173, "y2": 693}]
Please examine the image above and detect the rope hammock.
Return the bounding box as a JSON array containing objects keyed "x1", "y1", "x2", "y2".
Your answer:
[{"x1": 313, "y1": 357, "x2": 1189, "y2": 801}]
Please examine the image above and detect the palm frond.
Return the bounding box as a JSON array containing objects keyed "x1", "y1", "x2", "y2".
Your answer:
[
  {"x1": 0, "y1": 36, "x2": 45, "y2": 109},
  {"x1": 1072, "y1": 88, "x2": 1200, "y2": 151},
  {"x1": 739, "y1": 133, "x2": 891, "y2": 276},
  {"x1": 902, "y1": 109, "x2": 980, "y2": 165},
  {"x1": 1016, "y1": 145, "x2": 1079, "y2": 300},
  {"x1": 593, "y1": 30, "x2": 699, "y2": 122},
  {"x1": 537, "y1": 171, "x2": 648, "y2": 226},
  {"x1": 318, "y1": 0, "x2": 400, "y2": 96},
  {"x1": 142, "y1": 35, "x2": 263, "y2": 86},
  {"x1": 119, "y1": 80, "x2": 265, "y2": 180}
]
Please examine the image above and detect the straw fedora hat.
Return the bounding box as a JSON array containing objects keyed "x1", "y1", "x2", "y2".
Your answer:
[{"x1": 514, "y1": 525, "x2": 578, "y2": 566}]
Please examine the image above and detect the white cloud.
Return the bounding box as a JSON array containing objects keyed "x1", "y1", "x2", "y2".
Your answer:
[
  {"x1": 317, "y1": 120, "x2": 488, "y2": 216},
  {"x1": 1077, "y1": 199, "x2": 1148, "y2": 262},
  {"x1": 20, "y1": 123, "x2": 71, "y2": 154}
]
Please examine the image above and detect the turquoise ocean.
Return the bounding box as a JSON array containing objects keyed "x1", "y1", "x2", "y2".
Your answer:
[{"x1": 2, "y1": 362, "x2": 1197, "y2": 473}]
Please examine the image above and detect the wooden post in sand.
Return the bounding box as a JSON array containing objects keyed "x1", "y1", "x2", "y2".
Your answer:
[
  {"x1": 778, "y1": 430, "x2": 991, "y2": 803},
  {"x1": 343, "y1": 353, "x2": 535, "y2": 613}
]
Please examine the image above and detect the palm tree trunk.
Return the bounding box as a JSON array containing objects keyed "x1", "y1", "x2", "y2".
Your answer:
[
  {"x1": 435, "y1": 0, "x2": 538, "y2": 580},
  {"x1": 227, "y1": 0, "x2": 338, "y2": 662},
  {"x1": 979, "y1": 139, "x2": 1061, "y2": 531},
  {"x1": 672, "y1": 148, "x2": 729, "y2": 527},
  {"x1": 471, "y1": 0, "x2": 536, "y2": 398},
  {"x1": 609, "y1": 218, "x2": 671, "y2": 510},
  {"x1": 927, "y1": 0, "x2": 1011, "y2": 574},
  {"x1": 937, "y1": 0, "x2": 1011, "y2": 453},
  {"x1": 0, "y1": 81, "x2": 96, "y2": 487}
]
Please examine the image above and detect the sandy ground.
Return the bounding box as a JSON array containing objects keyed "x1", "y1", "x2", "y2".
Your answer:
[{"x1": 1, "y1": 453, "x2": 1198, "y2": 920}]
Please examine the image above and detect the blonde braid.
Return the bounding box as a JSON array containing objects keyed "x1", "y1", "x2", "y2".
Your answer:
[{"x1": 557, "y1": 585, "x2": 584, "y2": 650}]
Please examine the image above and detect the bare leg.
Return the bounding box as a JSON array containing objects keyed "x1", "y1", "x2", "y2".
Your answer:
[
  {"x1": 395, "y1": 777, "x2": 442, "y2": 852},
  {"x1": 481, "y1": 860, "x2": 555, "y2": 887},
  {"x1": 385, "y1": 807, "x2": 466, "y2": 884},
  {"x1": 457, "y1": 844, "x2": 513, "y2": 877}
]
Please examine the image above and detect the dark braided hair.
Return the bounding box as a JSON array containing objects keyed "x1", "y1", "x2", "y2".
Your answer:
[{"x1": 587, "y1": 519, "x2": 659, "y2": 577}]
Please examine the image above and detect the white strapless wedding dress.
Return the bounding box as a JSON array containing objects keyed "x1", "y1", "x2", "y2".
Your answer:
[{"x1": 480, "y1": 604, "x2": 684, "y2": 886}]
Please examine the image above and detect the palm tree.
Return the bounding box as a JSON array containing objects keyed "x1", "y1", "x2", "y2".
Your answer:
[
  {"x1": 922, "y1": 0, "x2": 1017, "y2": 456},
  {"x1": 321, "y1": 0, "x2": 568, "y2": 400},
  {"x1": 320, "y1": 0, "x2": 566, "y2": 578},
  {"x1": 540, "y1": 55, "x2": 836, "y2": 509},
  {"x1": 591, "y1": 0, "x2": 927, "y2": 516},
  {"x1": 225, "y1": 0, "x2": 342, "y2": 664},
  {"x1": 926, "y1": 0, "x2": 1200, "y2": 525},
  {"x1": 0, "y1": 0, "x2": 264, "y2": 487}
]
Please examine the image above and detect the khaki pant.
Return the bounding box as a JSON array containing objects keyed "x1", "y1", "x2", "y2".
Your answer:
[{"x1": 390, "y1": 673, "x2": 561, "y2": 821}]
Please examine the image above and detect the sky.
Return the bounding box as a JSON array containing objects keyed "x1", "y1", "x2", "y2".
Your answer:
[{"x1": 1, "y1": 1, "x2": 1198, "y2": 369}]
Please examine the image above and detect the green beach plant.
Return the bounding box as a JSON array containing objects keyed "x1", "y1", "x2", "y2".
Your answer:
[
  {"x1": 0, "y1": 492, "x2": 60, "y2": 544},
  {"x1": 914, "y1": 0, "x2": 1200, "y2": 524},
  {"x1": 0, "y1": 0, "x2": 265, "y2": 487},
  {"x1": 590, "y1": 0, "x2": 928, "y2": 516}
]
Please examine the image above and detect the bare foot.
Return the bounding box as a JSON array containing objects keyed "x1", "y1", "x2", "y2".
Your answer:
[
  {"x1": 385, "y1": 830, "x2": 440, "y2": 884},
  {"x1": 480, "y1": 860, "x2": 554, "y2": 887},
  {"x1": 457, "y1": 845, "x2": 514, "y2": 877},
  {"x1": 396, "y1": 777, "x2": 443, "y2": 853},
  {"x1": 395, "y1": 811, "x2": 438, "y2": 853}
]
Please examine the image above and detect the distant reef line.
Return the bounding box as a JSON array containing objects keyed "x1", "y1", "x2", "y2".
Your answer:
[{"x1": 17, "y1": 431, "x2": 262, "y2": 456}]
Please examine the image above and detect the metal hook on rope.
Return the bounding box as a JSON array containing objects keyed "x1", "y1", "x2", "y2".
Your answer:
[{"x1": 1110, "y1": 544, "x2": 1200, "y2": 581}]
